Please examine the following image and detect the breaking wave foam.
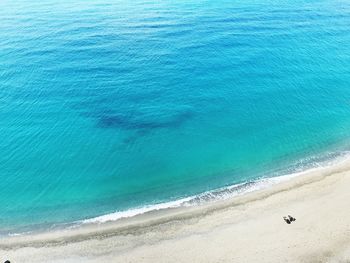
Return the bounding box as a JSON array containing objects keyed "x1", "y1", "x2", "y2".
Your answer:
[
  {"x1": 80, "y1": 175, "x2": 294, "y2": 224},
  {"x1": 80, "y1": 150, "x2": 350, "y2": 225}
]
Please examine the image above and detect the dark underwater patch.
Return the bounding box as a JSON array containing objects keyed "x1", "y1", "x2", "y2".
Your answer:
[{"x1": 97, "y1": 109, "x2": 194, "y2": 133}]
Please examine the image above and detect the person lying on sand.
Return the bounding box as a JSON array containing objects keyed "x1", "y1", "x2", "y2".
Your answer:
[
  {"x1": 283, "y1": 216, "x2": 291, "y2": 224},
  {"x1": 283, "y1": 215, "x2": 296, "y2": 224}
]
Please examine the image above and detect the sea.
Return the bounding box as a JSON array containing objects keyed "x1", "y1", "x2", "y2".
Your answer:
[{"x1": 0, "y1": 0, "x2": 350, "y2": 235}]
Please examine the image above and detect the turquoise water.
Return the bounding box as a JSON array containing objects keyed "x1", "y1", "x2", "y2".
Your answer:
[{"x1": 1, "y1": 0, "x2": 350, "y2": 233}]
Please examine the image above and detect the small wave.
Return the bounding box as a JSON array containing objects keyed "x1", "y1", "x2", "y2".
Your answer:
[
  {"x1": 81, "y1": 151, "x2": 350, "y2": 225},
  {"x1": 81, "y1": 197, "x2": 193, "y2": 224},
  {"x1": 4, "y1": 150, "x2": 350, "y2": 238},
  {"x1": 80, "y1": 168, "x2": 304, "y2": 224}
]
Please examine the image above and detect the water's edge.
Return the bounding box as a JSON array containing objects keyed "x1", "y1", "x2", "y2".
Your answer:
[{"x1": 5, "y1": 149, "x2": 350, "y2": 238}]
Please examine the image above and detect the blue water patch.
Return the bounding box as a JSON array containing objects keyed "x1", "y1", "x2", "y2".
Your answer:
[{"x1": 0, "y1": 0, "x2": 350, "y2": 233}]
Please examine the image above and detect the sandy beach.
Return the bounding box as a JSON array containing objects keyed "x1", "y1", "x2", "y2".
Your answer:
[{"x1": 1, "y1": 159, "x2": 350, "y2": 263}]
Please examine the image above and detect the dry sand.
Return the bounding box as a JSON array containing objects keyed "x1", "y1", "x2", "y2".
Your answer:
[{"x1": 2, "y1": 159, "x2": 350, "y2": 263}]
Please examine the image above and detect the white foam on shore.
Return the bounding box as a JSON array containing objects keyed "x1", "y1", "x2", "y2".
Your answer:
[
  {"x1": 4, "y1": 150, "x2": 350, "y2": 238},
  {"x1": 81, "y1": 197, "x2": 193, "y2": 224},
  {"x1": 81, "y1": 152, "x2": 350, "y2": 225},
  {"x1": 2, "y1": 150, "x2": 349, "y2": 239},
  {"x1": 79, "y1": 176, "x2": 287, "y2": 224}
]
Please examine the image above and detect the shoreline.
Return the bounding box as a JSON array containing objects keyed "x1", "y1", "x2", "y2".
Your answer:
[
  {"x1": 1, "y1": 149, "x2": 347, "y2": 238},
  {"x1": 2, "y1": 156, "x2": 350, "y2": 262},
  {"x1": 5, "y1": 149, "x2": 343, "y2": 237}
]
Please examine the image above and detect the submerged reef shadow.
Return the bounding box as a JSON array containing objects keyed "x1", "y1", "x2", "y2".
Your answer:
[
  {"x1": 97, "y1": 109, "x2": 194, "y2": 133},
  {"x1": 72, "y1": 90, "x2": 195, "y2": 140}
]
